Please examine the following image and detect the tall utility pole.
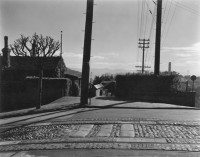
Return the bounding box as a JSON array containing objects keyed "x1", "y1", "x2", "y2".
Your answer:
[
  {"x1": 138, "y1": 39, "x2": 150, "y2": 74},
  {"x1": 81, "y1": 0, "x2": 94, "y2": 106},
  {"x1": 60, "y1": 31, "x2": 63, "y2": 56},
  {"x1": 154, "y1": 0, "x2": 162, "y2": 75}
]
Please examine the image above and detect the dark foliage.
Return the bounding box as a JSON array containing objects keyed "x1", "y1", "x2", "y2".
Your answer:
[
  {"x1": 93, "y1": 73, "x2": 115, "y2": 85},
  {"x1": 115, "y1": 73, "x2": 180, "y2": 97},
  {"x1": 69, "y1": 82, "x2": 80, "y2": 96}
]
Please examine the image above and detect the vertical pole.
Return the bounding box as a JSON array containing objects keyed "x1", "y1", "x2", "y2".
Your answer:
[
  {"x1": 142, "y1": 39, "x2": 145, "y2": 74},
  {"x1": 168, "y1": 62, "x2": 171, "y2": 75},
  {"x1": 154, "y1": 0, "x2": 162, "y2": 75},
  {"x1": 186, "y1": 81, "x2": 188, "y2": 92},
  {"x1": 192, "y1": 81, "x2": 194, "y2": 92},
  {"x1": 60, "y1": 31, "x2": 63, "y2": 56},
  {"x1": 37, "y1": 59, "x2": 43, "y2": 109},
  {"x1": 138, "y1": 39, "x2": 149, "y2": 74},
  {"x1": 81, "y1": 0, "x2": 94, "y2": 106}
]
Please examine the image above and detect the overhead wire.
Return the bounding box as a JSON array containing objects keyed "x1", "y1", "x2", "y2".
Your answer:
[
  {"x1": 161, "y1": 0, "x2": 173, "y2": 39},
  {"x1": 142, "y1": 0, "x2": 155, "y2": 71},
  {"x1": 143, "y1": 0, "x2": 150, "y2": 68},
  {"x1": 146, "y1": 1, "x2": 156, "y2": 69},
  {"x1": 144, "y1": 0, "x2": 149, "y2": 39},
  {"x1": 136, "y1": 0, "x2": 141, "y2": 66},
  {"x1": 137, "y1": 0, "x2": 145, "y2": 67},
  {"x1": 174, "y1": 1, "x2": 200, "y2": 16},
  {"x1": 161, "y1": 2, "x2": 177, "y2": 47}
]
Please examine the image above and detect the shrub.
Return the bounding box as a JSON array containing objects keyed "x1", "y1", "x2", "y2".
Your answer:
[
  {"x1": 115, "y1": 73, "x2": 179, "y2": 97},
  {"x1": 69, "y1": 82, "x2": 80, "y2": 96}
]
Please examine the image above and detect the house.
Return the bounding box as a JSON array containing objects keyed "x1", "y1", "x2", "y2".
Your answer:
[
  {"x1": 0, "y1": 36, "x2": 83, "y2": 111},
  {"x1": 92, "y1": 83, "x2": 104, "y2": 97},
  {"x1": 1, "y1": 49, "x2": 81, "y2": 82},
  {"x1": 90, "y1": 81, "x2": 116, "y2": 97}
]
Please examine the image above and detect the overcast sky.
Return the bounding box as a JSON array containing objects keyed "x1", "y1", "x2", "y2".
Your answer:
[{"x1": 0, "y1": 0, "x2": 200, "y2": 76}]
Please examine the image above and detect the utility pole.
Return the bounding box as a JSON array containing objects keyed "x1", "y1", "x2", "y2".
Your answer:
[
  {"x1": 60, "y1": 31, "x2": 63, "y2": 56},
  {"x1": 81, "y1": 0, "x2": 94, "y2": 106},
  {"x1": 154, "y1": 0, "x2": 162, "y2": 75},
  {"x1": 138, "y1": 39, "x2": 150, "y2": 74}
]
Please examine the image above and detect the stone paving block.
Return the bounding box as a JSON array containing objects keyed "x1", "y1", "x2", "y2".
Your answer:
[
  {"x1": 71, "y1": 125, "x2": 93, "y2": 137},
  {"x1": 120, "y1": 124, "x2": 135, "y2": 137},
  {"x1": 120, "y1": 131, "x2": 135, "y2": 137},
  {"x1": 121, "y1": 124, "x2": 134, "y2": 131},
  {"x1": 96, "y1": 124, "x2": 113, "y2": 137}
]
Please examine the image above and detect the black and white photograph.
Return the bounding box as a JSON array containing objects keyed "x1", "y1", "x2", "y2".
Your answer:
[{"x1": 0, "y1": 0, "x2": 200, "y2": 156}]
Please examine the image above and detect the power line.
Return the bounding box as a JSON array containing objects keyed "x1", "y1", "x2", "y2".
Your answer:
[
  {"x1": 146, "y1": 4, "x2": 156, "y2": 68},
  {"x1": 144, "y1": 0, "x2": 149, "y2": 38},
  {"x1": 136, "y1": 0, "x2": 142, "y2": 66},
  {"x1": 171, "y1": 1, "x2": 200, "y2": 16},
  {"x1": 161, "y1": 3, "x2": 177, "y2": 47},
  {"x1": 140, "y1": 0, "x2": 145, "y2": 38},
  {"x1": 161, "y1": 0, "x2": 173, "y2": 41}
]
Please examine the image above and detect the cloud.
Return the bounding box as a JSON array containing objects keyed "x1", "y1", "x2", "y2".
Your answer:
[
  {"x1": 63, "y1": 52, "x2": 83, "y2": 58},
  {"x1": 174, "y1": 53, "x2": 192, "y2": 57},
  {"x1": 91, "y1": 61, "x2": 134, "y2": 70},
  {"x1": 95, "y1": 52, "x2": 120, "y2": 57},
  {"x1": 91, "y1": 56, "x2": 105, "y2": 60},
  {"x1": 162, "y1": 42, "x2": 200, "y2": 54},
  {"x1": 63, "y1": 52, "x2": 106, "y2": 60}
]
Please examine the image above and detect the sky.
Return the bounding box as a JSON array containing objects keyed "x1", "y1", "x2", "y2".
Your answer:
[{"x1": 0, "y1": 0, "x2": 200, "y2": 76}]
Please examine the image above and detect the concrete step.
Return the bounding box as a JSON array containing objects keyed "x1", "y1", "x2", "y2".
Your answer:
[
  {"x1": 71, "y1": 124, "x2": 94, "y2": 137},
  {"x1": 96, "y1": 124, "x2": 113, "y2": 137}
]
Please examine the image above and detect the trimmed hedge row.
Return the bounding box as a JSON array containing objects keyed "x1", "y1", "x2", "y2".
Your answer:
[{"x1": 115, "y1": 74, "x2": 178, "y2": 97}]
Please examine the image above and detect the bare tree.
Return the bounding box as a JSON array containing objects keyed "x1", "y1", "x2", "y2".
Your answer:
[
  {"x1": 10, "y1": 33, "x2": 60, "y2": 57},
  {"x1": 10, "y1": 33, "x2": 60, "y2": 109}
]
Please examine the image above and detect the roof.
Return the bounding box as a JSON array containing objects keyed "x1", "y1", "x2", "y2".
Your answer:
[
  {"x1": 1, "y1": 56, "x2": 82, "y2": 78},
  {"x1": 94, "y1": 84, "x2": 104, "y2": 89},
  {"x1": 1, "y1": 56, "x2": 62, "y2": 70},
  {"x1": 64, "y1": 68, "x2": 82, "y2": 79}
]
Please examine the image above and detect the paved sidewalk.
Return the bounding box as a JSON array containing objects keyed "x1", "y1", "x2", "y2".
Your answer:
[{"x1": 0, "y1": 96, "x2": 80, "y2": 119}]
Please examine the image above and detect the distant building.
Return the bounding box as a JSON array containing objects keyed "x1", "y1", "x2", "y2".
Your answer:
[{"x1": 90, "y1": 81, "x2": 116, "y2": 97}]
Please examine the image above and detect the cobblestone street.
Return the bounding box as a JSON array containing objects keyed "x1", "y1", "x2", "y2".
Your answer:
[{"x1": 1, "y1": 119, "x2": 200, "y2": 152}]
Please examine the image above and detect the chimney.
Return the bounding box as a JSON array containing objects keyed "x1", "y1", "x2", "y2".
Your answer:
[
  {"x1": 168, "y1": 62, "x2": 171, "y2": 75},
  {"x1": 2, "y1": 36, "x2": 11, "y2": 67}
]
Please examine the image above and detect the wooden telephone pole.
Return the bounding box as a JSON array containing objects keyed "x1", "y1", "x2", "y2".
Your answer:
[
  {"x1": 154, "y1": 0, "x2": 162, "y2": 75},
  {"x1": 138, "y1": 39, "x2": 150, "y2": 74},
  {"x1": 80, "y1": 0, "x2": 94, "y2": 106}
]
